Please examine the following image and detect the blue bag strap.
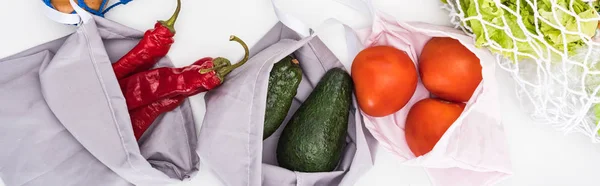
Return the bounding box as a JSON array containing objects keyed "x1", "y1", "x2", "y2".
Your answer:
[
  {"x1": 102, "y1": 0, "x2": 132, "y2": 14},
  {"x1": 77, "y1": 0, "x2": 106, "y2": 16}
]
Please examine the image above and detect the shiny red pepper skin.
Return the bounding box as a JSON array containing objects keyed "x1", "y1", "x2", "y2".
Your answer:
[
  {"x1": 111, "y1": 0, "x2": 181, "y2": 79},
  {"x1": 119, "y1": 57, "x2": 221, "y2": 111},
  {"x1": 128, "y1": 69, "x2": 212, "y2": 140},
  {"x1": 112, "y1": 23, "x2": 175, "y2": 79},
  {"x1": 125, "y1": 58, "x2": 215, "y2": 140},
  {"x1": 123, "y1": 35, "x2": 249, "y2": 140},
  {"x1": 130, "y1": 96, "x2": 185, "y2": 140}
]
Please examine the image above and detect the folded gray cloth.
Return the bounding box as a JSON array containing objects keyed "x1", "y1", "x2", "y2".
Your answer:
[
  {"x1": 0, "y1": 16, "x2": 199, "y2": 186},
  {"x1": 198, "y1": 22, "x2": 375, "y2": 186}
]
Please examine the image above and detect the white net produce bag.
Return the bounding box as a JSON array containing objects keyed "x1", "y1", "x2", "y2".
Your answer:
[{"x1": 443, "y1": 0, "x2": 600, "y2": 142}]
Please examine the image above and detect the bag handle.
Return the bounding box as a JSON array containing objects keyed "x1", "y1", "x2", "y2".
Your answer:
[
  {"x1": 270, "y1": 0, "x2": 374, "y2": 72},
  {"x1": 102, "y1": 0, "x2": 132, "y2": 15},
  {"x1": 41, "y1": 0, "x2": 82, "y2": 25},
  {"x1": 271, "y1": 0, "x2": 373, "y2": 37},
  {"x1": 41, "y1": 0, "x2": 131, "y2": 25}
]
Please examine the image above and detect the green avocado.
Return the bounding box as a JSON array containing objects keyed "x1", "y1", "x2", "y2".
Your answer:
[
  {"x1": 263, "y1": 55, "x2": 303, "y2": 140},
  {"x1": 276, "y1": 67, "x2": 353, "y2": 172}
]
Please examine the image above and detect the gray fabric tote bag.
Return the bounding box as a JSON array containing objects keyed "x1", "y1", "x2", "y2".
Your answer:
[
  {"x1": 0, "y1": 15, "x2": 199, "y2": 186},
  {"x1": 198, "y1": 22, "x2": 374, "y2": 186}
]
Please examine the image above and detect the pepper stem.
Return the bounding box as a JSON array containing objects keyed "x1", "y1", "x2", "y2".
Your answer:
[
  {"x1": 159, "y1": 0, "x2": 182, "y2": 33},
  {"x1": 216, "y1": 35, "x2": 250, "y2": 78},
  {"x1": 197, "y1": 35, "x2": 249, "y2": 80},
  {"x1": 199, "y1": 58, "x2": 230, "y2": 74}
]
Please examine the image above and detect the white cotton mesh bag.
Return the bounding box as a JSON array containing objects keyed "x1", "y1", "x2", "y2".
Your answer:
[{"x1": 442, "y1": 0, "x2": 600, "y2": 142}]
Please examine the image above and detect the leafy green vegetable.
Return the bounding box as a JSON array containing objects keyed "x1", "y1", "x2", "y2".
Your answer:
[
  {"x1": 448, "y1": 0, "x2": 599, "y2": 61},
  {"x1": 593, "y1": 104, "x2": 600, "y2": 136}
]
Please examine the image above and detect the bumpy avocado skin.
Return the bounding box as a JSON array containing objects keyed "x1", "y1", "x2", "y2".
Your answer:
[
  {"x1": 263, "y1": 56, "x2": 303, "y2": 140},
  {"x1": 276, "y1": 67, "x2": 353, "y2": 172}
]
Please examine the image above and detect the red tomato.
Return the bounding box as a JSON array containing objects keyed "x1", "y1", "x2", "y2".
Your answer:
[
  {"x1": 404, "y1": 98, "x2": 464, "y2": 157},
  {"x1": 351, "y1": 46, "x2": 418, "y2": 117},
  {"x1": 419, "y1": 37, "x2": 482, "y2": 102}
]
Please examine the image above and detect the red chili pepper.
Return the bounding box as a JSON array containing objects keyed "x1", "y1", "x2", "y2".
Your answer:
[
  {"x1": 121, "y1": 36, "x2": 249, "y2": 139},
  {"x1": 129, "y1": 83, "x2": 210, "y2": 140},
  {"x1": 119, "y1": 56, "x2": 218, "y2": 110},
  {"x1": 111, "y1": 0, "x2": 181, "y2": 80},
  {"x1": 130, "y1": 96, "x2": 185, "y2": 140}
]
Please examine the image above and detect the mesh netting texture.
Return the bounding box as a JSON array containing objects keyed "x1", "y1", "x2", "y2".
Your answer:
[{"x1": 442, "y1": 0, "x2": 600, "y2": 142}]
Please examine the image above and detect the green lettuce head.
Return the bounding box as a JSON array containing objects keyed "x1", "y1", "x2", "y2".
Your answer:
[{"x1": 446, "y1": 0, "x2": 599, "y2": 61}]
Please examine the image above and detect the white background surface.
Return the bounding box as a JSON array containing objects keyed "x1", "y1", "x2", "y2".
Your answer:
[{"x1": 2, "y1": 0, "x2": 600, "y2": 185}]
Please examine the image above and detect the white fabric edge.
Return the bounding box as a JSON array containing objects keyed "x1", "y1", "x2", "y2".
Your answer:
[
  {"x1": 70, "y1": 0, "x2": 93, "y2": 24},
  {"x1": 270, "y1": 0, "x2": 373, "y2": 37},
  {"x1": 269, "y1": 0, "x2": 373, "y2": 75},
  {"x1": 40, "y1": 0, "x2": 94, "y2": 25},
  {"x1": 41, "y1": 0, "x2": 82, "y2": 25}
]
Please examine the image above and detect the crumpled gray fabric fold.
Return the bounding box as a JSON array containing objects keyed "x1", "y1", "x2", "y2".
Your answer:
[
  {"x1": 0, "y1": 16, "x2": 199, "y2": 186},
  {"x1": 199, "y1": 22, "x2": 375, "y2": 186}
]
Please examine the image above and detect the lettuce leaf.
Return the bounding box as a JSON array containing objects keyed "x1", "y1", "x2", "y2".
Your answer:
[
  {"x1": 449, "y1": 0, "x2": 599, "y2": 61},
  {"x1": 593, "y1": 104, "x2": 600, "y2": 136}
]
